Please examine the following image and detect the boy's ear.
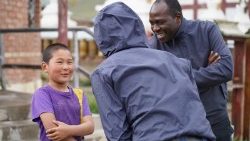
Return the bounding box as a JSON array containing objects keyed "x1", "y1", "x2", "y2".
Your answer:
[{"x1": 41, "y1": 62, "x2": 48, "y2": 72}]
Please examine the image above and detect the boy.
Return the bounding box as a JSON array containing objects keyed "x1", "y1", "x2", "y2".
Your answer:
[{"x1": 32, "y1": 43, "x2": 94, "y2": 141}]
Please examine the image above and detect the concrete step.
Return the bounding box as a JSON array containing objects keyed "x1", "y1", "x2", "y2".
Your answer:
[
  {"x1": 0, "y1": 119, "x2": 38, "y2": 141},
  {"x1": 92, "y1": 114, "x2": 102, "y2": 129},
  {"x1": 0, "y1": 90, "x2": 38, "y2": 141},
  {"x1": 0, "y1": 90, "x2": 31, "y2": 121},
  {"x1": 0, "y1": 113, "x2": 107, "y2": 141},
  {"x1": 0, "y1": 104, "x2": 31, "y2": 122},
  {"x1": 85, "y1": 129, "x2": 106, "y2": 141},
  {"x1": 85, "y1": 114, "x2": 106, "y2": 141}
]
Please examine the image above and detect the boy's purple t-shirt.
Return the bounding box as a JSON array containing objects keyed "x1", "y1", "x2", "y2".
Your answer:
[{"x1": 31, "y1": 85, "x2": 91, "y2": 141}]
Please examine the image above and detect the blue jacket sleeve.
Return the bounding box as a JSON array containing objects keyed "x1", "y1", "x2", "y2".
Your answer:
[
  {"x1": 91, "y1": 70, "x2": 132, "y2": 141},
  {"x1": 187, "y1": 61, "x2": 199, "y2": 93},
  {"x1": 193, "y1": 24, "x2": 233, "y2": 88}
]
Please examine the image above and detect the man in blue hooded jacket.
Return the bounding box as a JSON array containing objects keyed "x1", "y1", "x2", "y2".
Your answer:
[
  {"x1": 149, "y1": 0, "x2": 234, "y2": 141},
  {"x1": 91, "y1": 2, "x2": 215, "y2": 141}
]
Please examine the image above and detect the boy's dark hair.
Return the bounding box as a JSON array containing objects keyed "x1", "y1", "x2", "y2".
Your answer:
[
  {"x1": 42, "y1": 43, "x2": 70, "y2": 63},
  {"x1": 154, "y1": 0, "x2": 182, "y2": 17}
]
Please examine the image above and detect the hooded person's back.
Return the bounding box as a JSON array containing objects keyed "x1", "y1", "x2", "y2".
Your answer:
[{"x1": 91, "y1": 2, "x2": 216, "y2": 141}]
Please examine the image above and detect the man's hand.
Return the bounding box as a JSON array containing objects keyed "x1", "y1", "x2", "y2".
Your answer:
[
  {"x1": 208, "y1": 51, "x2": 221, "y2": 65},
  {"x1": 46, "y1": 120, "x2": 73, "y2": 141}
]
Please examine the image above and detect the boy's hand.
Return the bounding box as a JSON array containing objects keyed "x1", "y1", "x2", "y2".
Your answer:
[{"x1": 46, "y1": 120, "x2": 71, "y2": 141}]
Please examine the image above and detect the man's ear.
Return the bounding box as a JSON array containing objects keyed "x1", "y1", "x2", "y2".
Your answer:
[
  {"x1": 41, "y1": 62, "x2": 48, "y2": 73},
  {"x1": 175, "y1": 12, "x2": 182, "y2": 24}
]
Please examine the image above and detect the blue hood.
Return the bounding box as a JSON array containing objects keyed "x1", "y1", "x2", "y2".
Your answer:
[{"x1": 94, "y1": 2, "x2": 148, "y2": 57}]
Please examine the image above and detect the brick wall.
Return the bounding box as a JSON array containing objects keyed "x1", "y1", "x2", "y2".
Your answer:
[{"x1": 0, "y1": 0, "x2": 41, "y2": 88}]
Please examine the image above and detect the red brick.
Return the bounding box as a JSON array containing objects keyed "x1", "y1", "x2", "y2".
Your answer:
[{"x1": 1, "y1": 0, "x2": 41, "y2": 83}]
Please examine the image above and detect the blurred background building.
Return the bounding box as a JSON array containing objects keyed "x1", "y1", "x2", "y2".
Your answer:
[{"x1": 1, "y1": 0, "x2": 249, "y2": 92}]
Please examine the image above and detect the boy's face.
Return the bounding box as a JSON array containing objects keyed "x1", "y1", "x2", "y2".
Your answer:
[{"x1": 42, "y1": 49, "x2": 74, "y2": 85}]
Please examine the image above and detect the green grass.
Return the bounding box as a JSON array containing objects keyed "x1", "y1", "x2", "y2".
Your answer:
[
  {"x1": 85, "y1": 91, "x2": 99, "y2": 114},
  {"x1": 78, "y1": 77, "x2": 99, "y2": 113},
  {"x1": 79, "y1": 77, "x2": 91, "y2": 86}
]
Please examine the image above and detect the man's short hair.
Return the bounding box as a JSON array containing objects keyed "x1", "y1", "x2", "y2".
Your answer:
[{"x1": 154, "y1": 0, "x2": 182, "y2": 17}]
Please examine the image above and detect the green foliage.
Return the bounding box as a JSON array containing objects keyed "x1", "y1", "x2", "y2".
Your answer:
[
  {"x1": 85, "y1": 92, "x2": 99, "y2": 114},
  {"x1": 77, "y1": 74, "x2": 99, "y2": 113},
  {"x1": 40, "y1": 72, "x2": 48, "y2": 82},
  {"x1": 79, "y1": 78, "x2": 91, "y2": 86},
  {"x1": 79, "y1": 77, "x2": 99, "y2": 113}
]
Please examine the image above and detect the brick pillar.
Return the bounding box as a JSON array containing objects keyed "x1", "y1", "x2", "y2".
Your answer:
[
  {"x1": 58, "y1": 0, "x2": 68, "y2": 45},
  {"x1": 34, "y1": 0, "x2": 40, "y2": 28},
  {"x1": 0, "y1": 0, "x2": 42, "y2": 92}
]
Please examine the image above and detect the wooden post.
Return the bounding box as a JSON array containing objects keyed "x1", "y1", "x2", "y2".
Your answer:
[
  {"x1": 223, "y1": 36, "x2": 250, "y2": 140},
  {"x1": 58, "y1": 0, "x2": 68, "y2": 45},
  {"x1": 243, "y1": 39, "x2": 250, "y2": 140},
  {"x1": 231, "y1": 39, "x2": 246, "y2": 140}
]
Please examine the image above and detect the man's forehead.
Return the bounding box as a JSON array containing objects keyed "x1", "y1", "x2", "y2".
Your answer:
[
  {"x1": 151, "y1": 2, "x2": 168, "y2": 12},
  {"x1": 150, "y1": 3, "x2": 169, "y2": 16}
]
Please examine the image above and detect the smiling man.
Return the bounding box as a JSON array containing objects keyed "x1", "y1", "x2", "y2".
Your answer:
[{"x1": 149, "y1": 0, "x2": 234, "y2": 141}]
